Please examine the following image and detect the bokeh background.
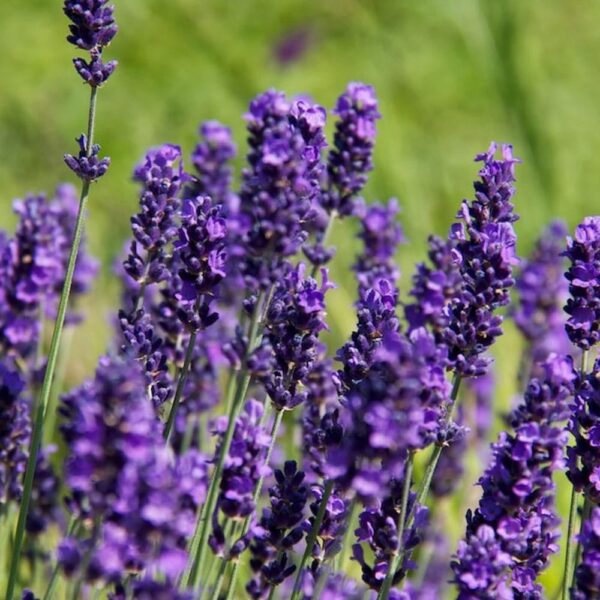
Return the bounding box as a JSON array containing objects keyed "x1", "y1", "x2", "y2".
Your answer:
[{"x1": 1, "y1": 0, "x2": 599, "y2": 594}]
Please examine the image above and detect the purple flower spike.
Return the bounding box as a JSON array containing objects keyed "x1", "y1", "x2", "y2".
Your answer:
[
  {"x1": 354, "y1": 199, "x2": 404, "y2": 293},
  {"x1": 564, "y1": 216, "x2": 600, "y2": 350},
  {"x1": 189, "y1": 120, "x2": 237, "y2": 205},
  {"x1": 329, "y1": 329, "x2": 450, "y2": 501},
  {"x1": 123, "y1": 144, "x2": 186, "y2": 288},
  {"x1": 247, "y1": 461, "x2": 309, "y2": 598},
  {"x1": 64, "y1": 0, "x2": 118, "y2": 85},
  {"x1": 567, "y1": 357, "x2": 600, "y2": 503},
  {"x1": 172, "y1": 196, "x2": 227, "y2": 331},
  {"x1": 353, "y1": 476, "x2": 429, "y2": 591},
  {"x1": 323, "y1": 82, "x2": 381, "y2": 216},
  {"x1": 0, "y1": 360, "x2": 29, "y2": 508},
  {"x1": 453, "y1": 354, "x2": 575, "y2": 598},
  {"x1": 250, "y1": 264, "x2": 333, "y2": 411},
  {"x1": 210, "y1": 399, "x2": 270, "y2": 556},
  {"x1": 64, "y1": 0, "x2": 117, "y2": 51},
  {"x1": 240, "y1": 90, "x2": 326, "y2": 291},
  {"x1": 512, "y1": 220, "x2": 570, "y2": 363},
  {"x1": 572, "y1": 507, "x2": 600, "y2": 599},
  {"x1": 443, "y1": 143, "x2": 520, "y2": 377},
  {"x1": 64, "y1": 134, "x2": 111, "y2": 181}
]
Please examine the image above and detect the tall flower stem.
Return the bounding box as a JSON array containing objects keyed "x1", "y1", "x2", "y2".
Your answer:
[
  {"x1": 221, "y1": 407, "x2": 285, "y2": 600},
  {"x1": 289, "y1": 479, "x2": 335, "y2": 600},
  {"x1": 335, "y1": 495, "x2": 358, "y2": 572},
  {"x1": 183, "y1": 292, "x2": 266, "y2": 590},
  {"x1": 377, "y1": 455, "x2": 414, "y2": 600},
  {"x1": 562, "y1": 349, "x2": 589, "y2": 600},
  {"x1": 164, "y1": 330, "x2": 197, "y2": 443},
  {"x1": 414, "y1": 374, "x2": 462, "y2": 512},
  {"x1": 5, "y1": 85, "x2": 99, "y2": 600}
]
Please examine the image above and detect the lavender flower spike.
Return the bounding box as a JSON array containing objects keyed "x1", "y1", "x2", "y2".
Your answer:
[
  {"x1": 323, "y1": 82, "x2": 381, "y2": 216},
  {"x1": 564, "y1": 216, "x2": 600, "y2": 350},
  {"x1": 123, "y1": 144, "x2": 186, "y2": 289},
  {"x1": 572, "y1": 506, "x2": 600, "y2": 599},
  {"x1": 64, "y1": 134, "x2": 111, "y2": 181},
  {"x1": 511, "y1": 221, "x2": 569, "y2": 363},
  {"x1": 453, "y1": 355, "x2": 575, "y2": 598},
  {"x1": 443, "y1": 143, "x2": 520, "y2": 377},
  {"x1": 64, "y1": 0, "x2": 118, "y2": 86}
]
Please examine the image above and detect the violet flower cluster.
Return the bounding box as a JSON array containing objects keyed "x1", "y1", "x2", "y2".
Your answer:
[
  {"x1": 64, "y1": 0, "x2": 118, "y2": 86},
  {"x1": 452, "y1": 355, "x2": 575, "y2": 598},
  {"x1": 563, "y1": 216, "x2": 600, "y2": 350},
  {"x1": 511, "y1": 220, "x2": 570, "y2": 364}
]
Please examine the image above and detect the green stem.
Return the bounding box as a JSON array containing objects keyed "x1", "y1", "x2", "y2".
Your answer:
[
  {"x1": 42, "y1": 518, "x2": 78, "y2": 600},
  {"x1": 562, "y1": 486, "x2": 580, "y2": 600},
  {"x1": 335, "y1": 496, "x2": 358, "y2": 572},
  {"x1": 164, "y1": 330, "x2": 197, "y2": 443},
  {"x1": 290, "y1": 480, "x2": 335, "y2": 600},
  {"x1": 208, "y1": 557, "x2": 229, "y2": 600},
  {"x1": 377, "y1": 456, "x2": 414, "y2": 600},
  {"x1": 414, "y1": 374, "x2": 462, "y2": 512},
  {"x1": 182, "y1": 294, "x2": 265, "y2": 590},
  {"x1": 562, "y1": 349, "x2": 589, "y2": 600},
  {"x1": 223, "y1": 408, "x2": 284, "y2": 599},
  {"x1": 5, "y1": 85, "x2": 99, "y2": 600}
]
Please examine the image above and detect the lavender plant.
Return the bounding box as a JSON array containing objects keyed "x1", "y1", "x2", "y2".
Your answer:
[{"x1": 5, "y1": 3, "x2": 600, "y2": 600}]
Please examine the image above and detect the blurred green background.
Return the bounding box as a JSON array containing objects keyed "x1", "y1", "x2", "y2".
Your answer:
[{"x1": 0, "y1": 0, "x2": 598, "y2": 594}]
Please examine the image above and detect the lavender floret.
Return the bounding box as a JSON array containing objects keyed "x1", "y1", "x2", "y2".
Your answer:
[
  {"x1": 64, "y1": 134, "x2": 111, "y2": 181},
  {"x1": 563, "y1": 216, "x2": 600, "y2": 350},
  {"x1": 572, "y1": 507, "x2": 600, "y2": 599}
]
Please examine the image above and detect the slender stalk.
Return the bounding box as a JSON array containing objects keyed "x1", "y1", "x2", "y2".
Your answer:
[
  {"x1": 164, "y1": 330, "x2": 198, "y2": 443},
  {"x1": 562, "y1": 349, "x2": 589, "y2": 600},
  {"x1": 5, "y1": 85, "x2": 99, "y2": 600},
  {"x1": 182, "y1": 293, "x2": 266, "y2": 590},
  {"x1": 562, "y1": 486, "x2": 580, "y2": 600},
  {"x1": 42, "y1": 518, "x2": 78, "y2": 600},
  {"x1": 208, "y1": 556, "x2": 229, "y2": 600},
  {"x1": 414, "y1": 374, "x2": 462, "y2": 512},
  {"x1": 335, "y1": 496, "x2": 358, "y2": 572},
  {"x1": 310, "y1": 210, "x2": 337, "y2": 279},
  {"x1": 377, "y1": 456, "x2": 414, "y2": 600},
  {"x1": 290, "y1": 479, "x2": 335, "y2": 600},
  {"x1": 222, "y1": 408, "x2": 285, "y2": 599}
]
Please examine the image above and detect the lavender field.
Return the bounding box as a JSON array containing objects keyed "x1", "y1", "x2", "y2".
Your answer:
[{"x1": 1, "y1": 1, "x2": 600, "y2": 599}]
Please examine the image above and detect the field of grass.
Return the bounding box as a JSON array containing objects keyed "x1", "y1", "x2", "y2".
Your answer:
[{"x1": 1, "y1": 1, "x2": 599, "y2": 595}]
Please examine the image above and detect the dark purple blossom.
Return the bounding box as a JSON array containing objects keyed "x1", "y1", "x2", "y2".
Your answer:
[
  {"x1": 442, "y1": 143, "x2": 520, "y2": 377},
  {"x1": 354, "y1": 199, "x2": 404, "y2": 291},
  {"x1": 172, "y1": 196, "x2": 227, "y2": 331},
  {"x1": 239, "y1": 91, "x2": 326, "y2": 290},
  {"x1": 567, "y1": 357, "x2": 600, "y2": 503},
  {"x1": 251, "y1": 264, "x2": 332, "y2": 411},
  {"x1": 210, "y1": 399, "x2": 270, "y2": 556},
  {"x1": 0, "y1": 360, "x2": 29, "y2": 508},
  {"x1": 64, "y1": 0, "x2": 118, "y2": 85},
  {"x1": 123, "y1": 144, "x2": 186, "y2": 292},
  {"x1": 118, "y1": 308, "x2": 172, "y2": 407},
  {"x1": 247, "y1": 461, "x2": 309, "y2": 599},
  {"x1": 328, "y1": 329, "x2": 450, "y2": 501},
  {"x1": 189, "y1": 121, "x2": 237, "y2": 206},
  {"x1": 563, "y1": 216, "x2": 600, "y2": 350},
  {"x1": 27, "y1": 446, "x2": 61, "y2": 536},
  {"x1": 64, "y1": 134, "x2": 111, "y2": 181},
  {"x1": 572, "y1": 507, "x2": 600, "y2": 600},
  {"x1": 59, "y1": 356, "x2": 204, "y2": 583},
  {"x1": 405, "y1": 235, "x2": 462, "y2": 334},
  {"x1": 336, "y1": 277, "x2": 399, "y2": 392},
  {"x1": 353, "y1": 475, "x2": 429, "y2": 591},
  {"x1": 0, "y1": 196, "x2": 64, "y2": 363},
  {"x1": 322, "y1": 82, "x2": 381, "y2": 216},
  {"x1": 453, "y1": 355, "x2": 575, "y2": 598},
  {"x1": 511, "y1": 220, "x2": 570, "y2": 364}
]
